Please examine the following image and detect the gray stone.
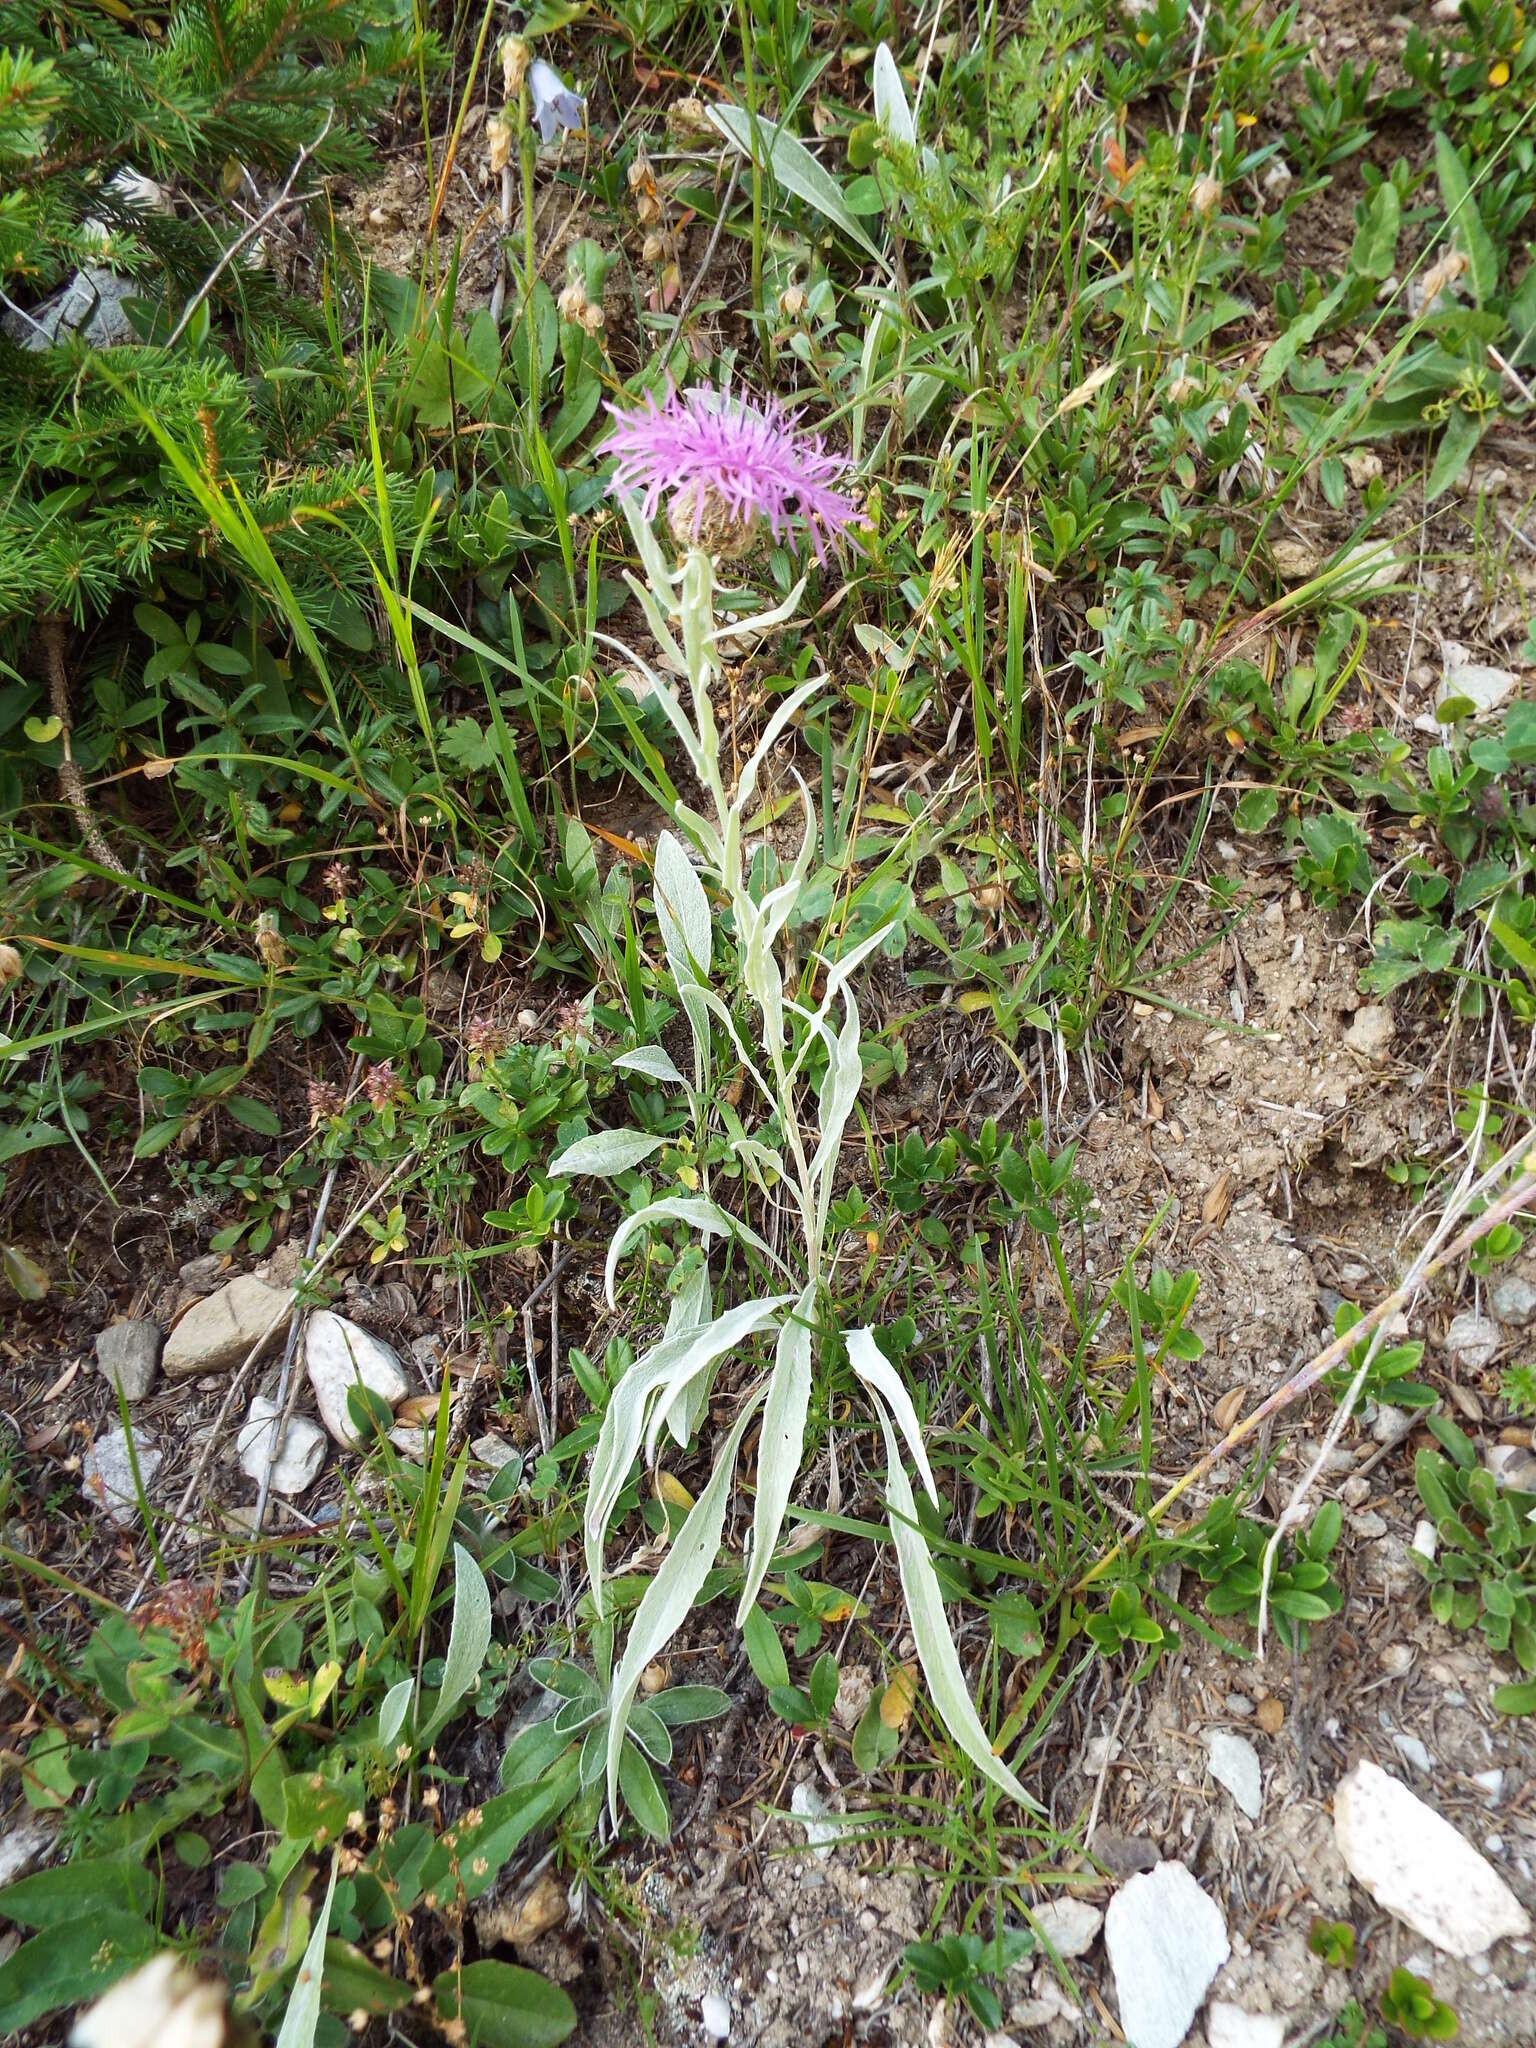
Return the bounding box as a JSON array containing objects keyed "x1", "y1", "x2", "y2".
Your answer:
[
  {"x1": 1104, "y1": 1861, "x2": 1229, "y2": 2048},
  {"x1": 3, "y1": 266, "x2": 137, "y2": 351},
  {"x1": 163, "y1": 1276, "x2": 292, "y2": 1377},
  {"x1": 1093, "y1": 1830, "x2": 1160, "y2": 1877},
  {"x1": 304, "y1": 1310, "x2": 408, "y2": 1447},
  {"x1": 178, "y1": 1253, "x2": 228, "y2": 1290},
  {"x1": 1446, "y1": 1310, "x2": 1501, "y2": 1371},
  {"x1": 93, "y1": 1319, "x2": 161, "y2": 1401},
  {"x1": 237, "y1": 1395, "x2": 326, "y2": 1496},
  {"x1": 81, "y1": 1426, "x2": 161, "y2": 1527},
  {"x1": 1343, "y1": 1005, "x2": 1395, "y2": 1059},
  {"x1": 1333, "y1": 1759, "x2": 1531, "y2": 1957},
  {"x1": 1491, "y1": 1277, "x2": 1536, "y2": 1328},
  {"x1": 0, "y1": 1817, "x2": 55, "y2": 1887},
  {"x1": 1030, "y1": 1896, "x2": 1102, "y2": 1958},
  {"x1": 1205, "y1": 1730, "x2": 1263, "y2": 1820}
]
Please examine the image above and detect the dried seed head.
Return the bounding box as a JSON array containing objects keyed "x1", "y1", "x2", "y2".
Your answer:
[
  {"x1": 0, "y1": 942, "x2": 21, "y2": 988},
  {"x1": 558, "y1": 279, "x2": 590, "y2": 324},
  {"x1": 1191, "y1": 172, "x2": 1222, "y2": 216},
  {"x1": 253, "y1": 911, "x2": 288, "y2": 967},
  {"x1": 668, "y1": 95, "x2": 713, "y2": 140},
  {"x1": 778, "y1": 284, "x2": 807, "y2": 319},
  {"x1": 487, "y1": 115, "x2": 512, "y2": 177},
  {"x1": 501, "y1": 35, "x2": 530, "y2": 97}
]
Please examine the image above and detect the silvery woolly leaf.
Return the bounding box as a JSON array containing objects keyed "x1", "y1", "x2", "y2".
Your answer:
[
  {"x1": 866, "y1": 1390, "x2": 1039, "y2": 1810},
  {"x1": 418, "y1": 1543, "x2": 492, "y2": 1741},
  {"x1": 810, "y1": 990, "x2": 864, "y2": 1241},
  {"x1": 612, "y1": 1045, "x2": 687, "y2": 1088},
  {"x1": 845, "y1": 1326, "x2": 939, "y2": 1504},
  {"x1": 654, "y1": 831, "x2": 712, "y2": 985},
  {"x1": 606, "y1": 1390, "x2": 766, "y2": 1825},
  {"x1": 604, "y1": 1194, "x2": 773, "y2": 1308},
  {"x1": 585, "y1": 1293, "x2": 790, "y2": 1609},
  {"x1": 738, "y1": 1282, "x2": 816, "y2": 1619},
  {"x1": 549, "y1": 1128, "x2": 667, "y2": 1178},
  {"x1": 872, "y1": 43, "x2": 915, "y2": 148},
  {"x1": 734, "y1": 676, "x2": 823, "y2": 817},
  {"x1": 662, "y1": 1261, "x2": 713, "y2": 1448},
  {"x1": 275, "y1": 1854, "x2": 340, "y2": 2048}
]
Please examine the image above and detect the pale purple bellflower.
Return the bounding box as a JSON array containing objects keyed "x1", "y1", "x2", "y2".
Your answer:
[
  {"x1": 528, "y1": 59, "x2": 585, "y2": 143},
  {"x1": 596, "y1": 383, "x2": 862, "y2": 563}
]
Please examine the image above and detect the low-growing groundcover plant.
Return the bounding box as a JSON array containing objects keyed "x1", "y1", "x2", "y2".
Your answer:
[{"x1": 550, "y1": 382, "x2": 1035, "y2": 1817}]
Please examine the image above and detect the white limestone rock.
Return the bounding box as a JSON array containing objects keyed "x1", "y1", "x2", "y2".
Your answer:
[
  {"x1": 304, "y1": 1310, "x2": 408, "y2": 1447},
  {"x1": 1333, "y1": 1759, "x2": 1531, "y2": 1957},
  {"x1": 1104, "y1": 1861, "x2": 1229, "y2": 2048},
  {"x1": 237, "y1": 1394, "x2": 327, "y2": 1496}
]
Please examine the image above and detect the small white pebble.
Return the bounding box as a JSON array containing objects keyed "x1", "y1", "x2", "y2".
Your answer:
[{"x1": 701, "y1": 1991, "x2": 730, "y2": 2039}]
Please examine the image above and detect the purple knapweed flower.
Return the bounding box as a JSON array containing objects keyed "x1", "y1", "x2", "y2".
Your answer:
[{"x1": 596, "y1": 383, "x2": 862, "y2": 563}]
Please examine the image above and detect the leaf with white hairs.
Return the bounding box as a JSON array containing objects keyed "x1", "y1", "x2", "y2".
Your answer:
[
  {"x1": 612, "y1": 1045, "x2": 688, "y2": 1087},
  {"x1": 864, "y1": 1387, "x2": 1039, "y2": 1809},
  {"x1": 549, "y1": 1128, "x2": 667, "y2": 1178},
  {"x1": 585, "y1": 1295, "x2": 788, "y2": 1611},
  {"x1": 604, "y1": 1195, "x2": 773, "y2": 1309},
  {"x1": 738, "y1": 1282, "x2": 816, "y2": 1619},
  {"x1": 606, "y1": 1391, "x2": 765, "y2": 1824},
  {"x1": 845, "y1": 1326, "x2": 939, "y2": 1505}
]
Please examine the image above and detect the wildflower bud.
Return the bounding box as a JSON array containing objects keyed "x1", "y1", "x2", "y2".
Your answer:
[
  {"x1": 557, "y1": 279, "x2": 590, "y2": 324},
  {"x1": 1191, "y1": 172, "x2": 1222, "y2": 216},
  {"x1": 487, "y1": 115, "x2": 512, "y2": 177},
  {"x1": 0, "y1": 942, "x2": 21, "y2": 988},
  {"x1": 253, "y1": 912, "x2": 288, "y2": 968},
  {"x1": 668, "y1": 479, "x2": 759, "y2": 560},
  {"x1": 778, "y1": 284, "x2": 807, "y2": 320},
  {"x1": 501, "y1": 34, "x2": 530, "y2": 97}
]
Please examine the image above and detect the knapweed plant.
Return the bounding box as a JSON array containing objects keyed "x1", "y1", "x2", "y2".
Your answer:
[{"x1": 550, "y1": 383, "x2": 1033, "y2": 1821}]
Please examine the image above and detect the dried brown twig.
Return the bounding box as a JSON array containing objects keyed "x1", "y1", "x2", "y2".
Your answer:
[{"x1": 1074, "y1": 1126, "x2": 1536, "y2": 1595}]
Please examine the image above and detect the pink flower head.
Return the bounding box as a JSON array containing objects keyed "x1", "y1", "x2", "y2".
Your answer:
[{"x1": 597, "y1": 383, "x2": 861, "y2": 562}]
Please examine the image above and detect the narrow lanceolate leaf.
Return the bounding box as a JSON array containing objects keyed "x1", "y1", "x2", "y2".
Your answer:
[
  {"x1": 585, "y1": 1295, "x2": 790, "y2": 1612},
  {"x1": 607, "y1": 1392, "x2": 766, "y2": 1827},
  {"x1": 872, "y1": 42, "x2": 915, "y2": 148},
  {"x1": 604, "y1": 1196, "x2": 773, "y2": 1308},
  {"x1": 706, "y1": 103, "x2": 886, "y2": 265},
  {"x1": 548, "y1": 1128, "x2": 667, "y2": 1179},
  {"x1": 420, "y1": 1544, "x2": 492, "y2": 1739},
  {"x1": 738, "y1": 1284, "x2": 816, "y2": 1621},
  {"x1": 846, "y1": 1327, "x2": 940, "y2": 1505},
  {"x1": 612, "y1": 1045, "x2": 687, "y2": 1088},
  {"x1": 1433, "y1": 130, "x2": 1496, "y2": 305},
  {"x1": 378, "y1": 1678, "x2": 414, "y2": 1748},
  {"x1": 810, "y1": 991, "x2": 865, "y2": 1249},
  {"x1": 653, "y1": 831, "x2": 712, "y2": 983},
  {"x1": 662, "y1": 1259, "x2": 714, "y2": 1449},
  {"x1": 275, "y1": 1854, "x2": 339, "y2": 2048},
  {"x1": 866, "y1": 1396, "x2": 1039, "y2": 1811}
]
